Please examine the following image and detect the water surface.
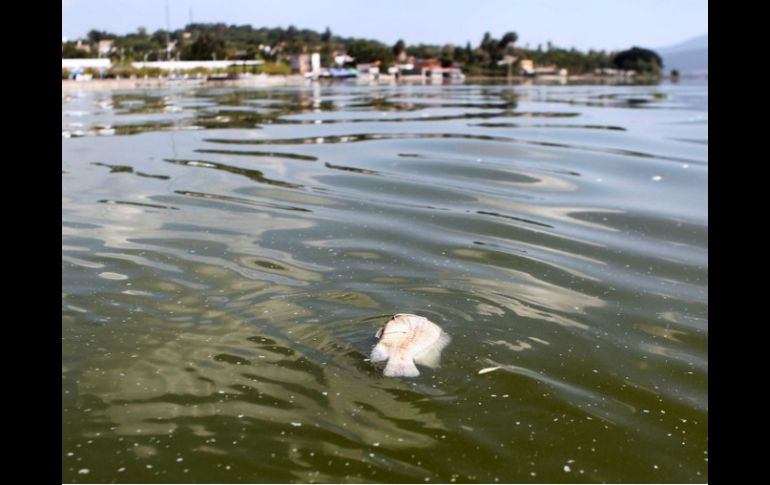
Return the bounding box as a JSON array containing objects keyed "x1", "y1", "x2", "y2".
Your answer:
[{"x1": 62, "y1": 80, "x2": 708, "y2": 483}]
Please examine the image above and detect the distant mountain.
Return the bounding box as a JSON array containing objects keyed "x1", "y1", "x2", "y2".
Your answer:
[
  {"x1": 657, "y1": 34, "x2": 708, "y2": 74},
  {"x1": 658, "y1": 34, "x2": 708, "y2": 54}
]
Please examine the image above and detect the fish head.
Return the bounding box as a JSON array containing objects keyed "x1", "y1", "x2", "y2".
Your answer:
[
  {"x1": 383, "y1": 315, "x2": 413, "y2": 335},
  {"x1": 392, "y1": 313, "x2": 420, "y2": 320}
]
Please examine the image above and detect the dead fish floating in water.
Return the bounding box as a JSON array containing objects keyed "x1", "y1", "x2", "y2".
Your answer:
[{"x1": 370, "y1": 313, "x2": 451, "y2": 377}]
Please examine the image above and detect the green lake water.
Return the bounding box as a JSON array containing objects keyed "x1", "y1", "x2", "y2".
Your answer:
[{"x1": 62, "y1": 80, "x2": 708, "y2": 483}]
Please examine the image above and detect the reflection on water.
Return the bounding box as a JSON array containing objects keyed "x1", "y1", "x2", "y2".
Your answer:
[{"x1": 63, "y1": 81, "x2": 707, "y2": 483}]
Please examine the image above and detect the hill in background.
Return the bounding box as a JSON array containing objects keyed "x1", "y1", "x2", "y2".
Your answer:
[{"x1": 658, "y1": 34, "x2": 708, "y2": 74}]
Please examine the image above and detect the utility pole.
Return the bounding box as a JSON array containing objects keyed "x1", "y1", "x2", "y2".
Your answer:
[
  {"x1": 497, "y1": 55, "x2": 517, "y2": 83},
  {"x1": 165, "y1": 0, "x2": 171, "y2": 60}
]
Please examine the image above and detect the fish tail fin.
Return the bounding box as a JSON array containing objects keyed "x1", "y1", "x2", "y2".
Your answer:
[
  {"x1": 370, "y1": 343, "x2": 389, "y2": 363},
  {"x1": 413, "y1": 332, "x2": 451, "y2": 368},
  {"x1": 413, "y1": 346, "x2": 441, "y2": 368},
  {"x1": 384, "y1": 355, "x2": 420, "y2": 377}
]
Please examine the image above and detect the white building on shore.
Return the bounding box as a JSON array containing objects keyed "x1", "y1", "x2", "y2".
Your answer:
[
  {"x1": 130, "y1": 60, "x2": 263, "y2": 71},
  {"x1": 62, "y1": 58, "x2": 112, "y2": 70}
]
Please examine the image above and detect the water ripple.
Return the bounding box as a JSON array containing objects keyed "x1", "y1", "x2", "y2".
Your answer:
[{"x1": 63, "y1": 82, "x2": 707, "y2": 483}]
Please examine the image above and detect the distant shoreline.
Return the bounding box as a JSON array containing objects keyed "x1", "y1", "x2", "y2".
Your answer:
[
  {"x1": 61, "y1": 74, "x2": 307, "y2": 91},
  {"x1": 62, "y1": 73, "x2": 703, "y2": 92}
]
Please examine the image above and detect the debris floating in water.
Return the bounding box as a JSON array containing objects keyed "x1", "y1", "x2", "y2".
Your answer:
[
  {"x1": 98, "y1": 271, "x2": 128, "y2": 280},
  {"x1": 478, "y1": 366, "x2": 502, "y2": 375},
  {"x1": 290, "y1": 422, "x2": 302, "y2": 427}
]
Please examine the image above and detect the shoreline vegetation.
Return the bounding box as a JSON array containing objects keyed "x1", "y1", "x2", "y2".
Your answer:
[{"x1": 63, "y1": 23, "x2": 670, "y2": 83}]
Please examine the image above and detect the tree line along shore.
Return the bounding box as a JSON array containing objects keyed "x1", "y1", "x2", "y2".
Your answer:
[{"x1": 62, "y1": 23, "x2": 665, "y2": 80}]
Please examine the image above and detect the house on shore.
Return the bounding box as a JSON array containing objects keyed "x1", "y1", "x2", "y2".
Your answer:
[
  {"x1": 594, "y1": 67, "x2": 635, "y2": 78},
  {"x1": 333, "y1": 51, "x2": 355, "y2": 66},
  {"x1": 405, "y1": 58, "x2": 464, "y2": 80},
  {"x1": 130, "y1": 60, "x2": 264, "y2": 72},
  {"x1": 534, "y1": 65, "x2": 568, "y2": 76},
  {"x1": 290, "y1": 53, "x2": 321, "y2": 75},
  {"x1": 97, "y1": 40, "x2": 114, "y2": 58},
  {"x1": 73, "y1": 40, "x2": 92, "y2": 54},
  {"x1": 356, "y1": 61, "x2": 381, "y2": 78},
  {"x1": 520, "y1": 59, "x2": 568, "y2": 77}
]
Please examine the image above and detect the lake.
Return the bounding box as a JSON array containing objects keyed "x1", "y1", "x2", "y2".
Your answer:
[{"x1": 62, "y1": 80, "x2": 708, "y2": 483}]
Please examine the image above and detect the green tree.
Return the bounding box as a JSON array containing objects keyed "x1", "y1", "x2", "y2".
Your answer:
[
  {"x1": 87, "y1": 29, "x2": 114, "y2": 43},
  {"x1": 480, "y1": 32, "x2": 493, "y2": 52},
  {"x1": 348, "y1": 40, "x2": 394, "y2": 66},
  {"x1": 480, "y1": 32, "x2": 513, "y2": 67},
  {"x1": 498, "y1": 32, "x2": 518, "y2": 50},
  {"x1": 453, "y1": 45, "x2": 468, "y2": 64},
  {"x1": 393, "y1": 39, "x2": 406, "y2": 59},
  {"x1": 406, "y1": 44, "x2": 441, "y2": 59},
  {"x1": 440, "y1": 44, "x2": 455, "y2": 67},
  {"x1": 320, "y1": 43, "x2": 334, "y2": 67},
  {"x1": 182, "y1": 31, "x2": 226, "y2": 60},
  {"x1": 62, "y1": 44, "x2": 90, "y2": 58},
  {"x1": 612, "y1": 47, "x2": 663, "y2": 74},
  {"x1": 63, "y1": 22, "x2": 626, "y2": 77}
]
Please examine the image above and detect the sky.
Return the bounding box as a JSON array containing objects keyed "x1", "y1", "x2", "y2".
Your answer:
[{"x1": 62, "y1": 0, "x2": 708, "y2": 52}]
